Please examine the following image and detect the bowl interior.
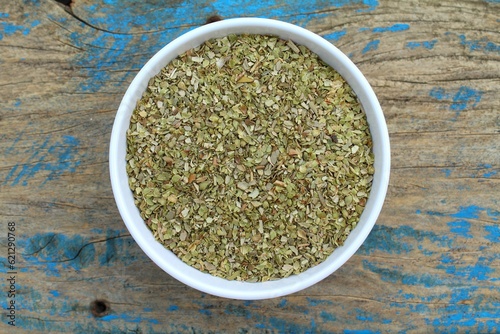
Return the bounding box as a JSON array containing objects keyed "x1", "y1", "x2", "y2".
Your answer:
[{"x1": 109, "y1": 18, "x2": 390, "y2": 300}]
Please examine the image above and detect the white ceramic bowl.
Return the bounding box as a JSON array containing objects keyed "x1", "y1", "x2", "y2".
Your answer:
[{"x1": 110, "y1": 18, "x2": 390, "y2": 300}]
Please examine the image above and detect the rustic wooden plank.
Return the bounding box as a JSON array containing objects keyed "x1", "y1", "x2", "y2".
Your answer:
[{"x1": 0, "y1": 0, "x2": 499, "y2": 332}]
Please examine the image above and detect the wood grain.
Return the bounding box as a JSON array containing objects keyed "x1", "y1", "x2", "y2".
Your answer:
[{"x1": 1, "y1": 0, "x2": 499, "y2": 332}]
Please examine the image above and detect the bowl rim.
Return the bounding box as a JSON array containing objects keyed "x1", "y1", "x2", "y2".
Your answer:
[{"x1": 109, "y1": 17, "x2": 390, "y2": 300}]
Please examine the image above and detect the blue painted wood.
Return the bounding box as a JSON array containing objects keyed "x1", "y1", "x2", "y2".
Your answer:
[{"x1": 0, "y1": 0, "x2": 499, "y2": 332}]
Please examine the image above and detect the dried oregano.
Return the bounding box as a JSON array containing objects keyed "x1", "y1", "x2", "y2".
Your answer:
[{"x1": 126, "y1": 34, "x2": 374, "y2": 282}]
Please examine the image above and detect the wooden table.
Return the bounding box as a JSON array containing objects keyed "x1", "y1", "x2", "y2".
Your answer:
[{"x1": 1, "y1": 0, "x2": 499, "y2": 332}]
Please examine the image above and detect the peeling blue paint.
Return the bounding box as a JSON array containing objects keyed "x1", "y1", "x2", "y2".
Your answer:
[
  {"x1": 323, "y1": 30, "x2": 347, "y2": 42},
  {"x1": 224, "y1": 304, "x2": 252, "y2": 318},
  {"x1": 449, "y1": 205, "x2": 482, "y2": 219},
  {"x1": 18, "y1": 230, "x2": 138, "y2": 277},
  {"x1": 0, "y1": 22, "x2": 30, "y2": 40},
  {"x1": 373, "y1": 23, "x2": 409, "y2": 32},
  {"x1": 438, "y1": 254, "x2": 498, "y2": 282},
  {"x1": 49, "y1": 290, "x2": 60, "y2": 297},
  {"x1": 267, "y1": 316, "x2": 320, "y2": 334},
  {"x1": 427, "y1": 287, "x2": 500, "y2": 332},
  {"x1": 442, "y1": 168, "x2": 452, "y2": 177},
  {"x1": 84, "y1": 0, "x2": 362, "y2": 33},
  {"x1": 17, "y1": 314, "x2": 163, "y2": 333},
  {"x1": 357, "y1": 0, "x2": 379, "y2": 12},
  {"x1": 362, "y1": 205, "x2": 500, "y2": 296},
  {"x1": 65, "y1": 0, "x2": 380, "y2": 93},
  {"x1": 307, "y1": 297, "x2": 333, "y2": 306},
  {"x1": 458, "y1": 34, "x2": 500, "y2": 54},
  {"x1": 99, "y1": 229, "x2": 138, "y2": 266},
  {"x1": 478, "y1": 320, "x2": 500, "y2": 333},
  {"x1": 19, "y1": 233, "x2": 96, "y2": 276},
  {"x1": 429, "y1": 86, "x2": 483, "y2": 120},
  {"x1": 0, "y1": 13, "x2": 40, "y2": 40},
  {"x1": 344, "y1": 330, "x2": 381, "y2": 334},
  {"x1": 320, "y1": 311, "x2": 336, "y2": 322},
  {"x1": 418, "y1": 244, "x2": 435, "y2": 256},
  {"x1": 440, "y1": 254, "x2": 454, "y2": 264},
  {"x1": 4, "y1": 132, "x2": 23, "y2": 155},
  {"x1": 193, "y1": 299, "x2": 216, "y2": 317},
  {"x1": 30, "y1": 19, "x2": 41, "y2": 28},
  {"x1": 278, "y1": 298, "x2": 288, "y2": 308},
  {"x1": 406, "y1": 40, "x2": 438, "y2": 49},
  {"x1": 478, "y1": 164, "x2": 498, "y2": 179},
  {"x1": 199, "y1": 309, "x2": 213, "y2": 316},
  {"x1": 487, "y1": 209, "x2": 500, "y2": 221},
  {"x1": 355, "y1": 311, "x2": 373, "y2": 322},
  {"x1": 409, "y1": 303, "x2": 430, "y2": 314},
  {"x1": 2, "y1": 285, "x2": 41, "y2": 313},
  {"x1": 350, "y1": 309, "x2": 392, "y2": 325},
  {"x1": 100, "y1": 313, "x2": 159, "y2": 324},
  {"x1": 168, "y1": 305, "x2": 179, "y2": 311},
  {"x1": 364, "y1": 260, "x2": 444, "y2": 287},
  {"x1": 3, "y1": 135, "x2": 83, "y2": 187},
  {"x1": 482, "y1": 168, "x2": 498, "y2": 178},
  {"x1": 360, "y1": 23, "x2": 409, "y2": 33},
  {"x1": 359, "y1": 224, "x2": 452, "y2": 255},
  {"x1": 388, "y1": 287, "x2": 500, "y2": 333},
  {"x1": 362, "y1": 39, "x2": 380, "y2": 54},
  {"x1": 424, "y1": 205, "x2": 495, "y2": 239},
  {"x1": 447, "y1": 220, "x2": 472, "y2": 239}
]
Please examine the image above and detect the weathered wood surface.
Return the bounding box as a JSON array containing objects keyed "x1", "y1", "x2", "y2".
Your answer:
[{"x1": 1, "y1": 0, "x2": 499, "y2": 332}]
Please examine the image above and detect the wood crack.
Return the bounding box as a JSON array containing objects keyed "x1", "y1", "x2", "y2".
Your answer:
[
  {"x1": 53, "y1": 1, "x2": 132, "y2": 36},
  {"x1": 23, "y1": 234, "x2": 131, "y2": 262},
  {"x1": 23, "y1": 234, "x2": 56, "y2": 256},
  {"x1": 52, "y1": 0, "x2": 199, "y2": 36}
]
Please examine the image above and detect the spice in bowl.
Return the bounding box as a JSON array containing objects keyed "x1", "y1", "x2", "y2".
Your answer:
[{"x1": 126, "y1": 34, "x2": 374, "y2": 282}]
